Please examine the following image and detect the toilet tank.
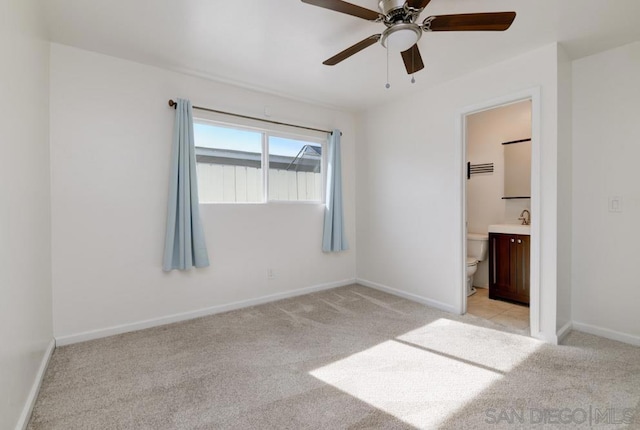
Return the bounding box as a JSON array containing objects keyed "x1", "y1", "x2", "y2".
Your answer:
[{"x1": 467, "y1": 233, "x2": 489, "y2": 261}]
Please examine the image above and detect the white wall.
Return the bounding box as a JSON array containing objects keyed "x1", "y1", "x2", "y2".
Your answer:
[
  {"x1": 356, "y1": 44, "x2": 560, "y2": 342},
  {"x1": 556, "y1": 46, "x2": 573, "y2": 334},
  {"x1": 572, "y1": 40, "x2": 640, "y2": 344},
  {"x1": 0, "y1": 0, "x2": 53, "y2": 428},
  {"x1": 50, "y1": 44, "x2": 356, "y2": 341},
  {"x1": 466, "y1": 101, "x2": 532, "y2": 287}
]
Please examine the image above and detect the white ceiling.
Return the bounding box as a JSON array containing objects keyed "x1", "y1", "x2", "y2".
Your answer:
[{"x1": 44, "y1": 0, "x2": 640, "y2": 111}]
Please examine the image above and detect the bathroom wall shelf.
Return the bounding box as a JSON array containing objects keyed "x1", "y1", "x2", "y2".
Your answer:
[{"x1": 501, "y1": 138, "x2": 532, "y2": 145}]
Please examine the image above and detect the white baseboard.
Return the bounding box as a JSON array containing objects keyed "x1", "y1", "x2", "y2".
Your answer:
[
  {"x1": 556, "y1": 321, "x2": 573, "y2": 344},
  {"x1": 356, "y1": 278, "x2": 458, "y2": 314},
  {"x1": 572, "y1": 321, "x2": 640, "y2": 347},
  {"x1": 55, "y1": 278, "x2": 355, "y2": 346},
  {"x1": 15, "y1": 339, "x2": 55, "y2": 430}
]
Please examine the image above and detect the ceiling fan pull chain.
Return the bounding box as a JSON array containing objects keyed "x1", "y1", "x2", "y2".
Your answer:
[
  {"x1": 411, "y1": 47, "x2": 416, "y2": 84},
  {"x1": 385, "y1": 44, "x2": 391, "y2": 89}
]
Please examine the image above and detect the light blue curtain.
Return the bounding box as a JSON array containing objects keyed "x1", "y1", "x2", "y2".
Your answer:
[
  {"x1": 163, "y1": 99, "x2": 210, "y2": 271},
  {"x1": 322, "y1": 130, "x2": 348, "y2": 252}
]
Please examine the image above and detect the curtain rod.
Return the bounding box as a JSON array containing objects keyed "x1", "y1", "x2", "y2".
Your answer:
[{"x1": 168, "y1": 100, "x2": 338, "y2": 135}]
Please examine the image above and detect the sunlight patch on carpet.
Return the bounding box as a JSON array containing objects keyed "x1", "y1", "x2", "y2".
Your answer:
[
  {"x1": 310, "y1": 318, "x2": 542, "y2": 428},
  {"x1": 398, "y1": 319, "x2": 543, "y2": 373}
]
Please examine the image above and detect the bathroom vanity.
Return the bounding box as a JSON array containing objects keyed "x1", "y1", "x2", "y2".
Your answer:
[{"x1": 488, "y1": 225, "x2": 530, "y2": 305}]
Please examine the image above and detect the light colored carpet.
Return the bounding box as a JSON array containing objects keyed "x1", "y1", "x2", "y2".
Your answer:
[{"x1": 29, "y1": 284, "x2": 640, "y2": 429}]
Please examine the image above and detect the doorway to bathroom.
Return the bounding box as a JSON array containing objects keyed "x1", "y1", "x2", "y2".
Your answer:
[{"x1": 459, "y1": 93, "x2": 538, "y2": 336}]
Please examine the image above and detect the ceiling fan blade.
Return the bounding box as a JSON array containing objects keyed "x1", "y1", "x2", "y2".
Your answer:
[
  {"x1": 407, "y1": 0, "x2": 432, "y2": 10},
  {"x1": 425, "y1": 12, "x2": 516, "y2": 32},
  {"x1": 301, "y1": 0, "x2": 380, "y2": 21},
  {"x1": 401, "y1": 44, "x2": 424, "y2": 74},
  {"x1": 323, "y1": 35, "x2": 381, "y2": 66}
]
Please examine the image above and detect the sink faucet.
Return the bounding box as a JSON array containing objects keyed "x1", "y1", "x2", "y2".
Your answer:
[{"x1": 519, "y1": 209, "x2": 531, "y2": 226}]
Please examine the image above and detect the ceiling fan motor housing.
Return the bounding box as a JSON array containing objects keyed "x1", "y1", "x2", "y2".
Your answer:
[
  {"x1": 378, "y1": 0, "x2": 423, "y2": 51},
  {"x1": 378, "y1": 0, "x2": 407, "y2": 20}
]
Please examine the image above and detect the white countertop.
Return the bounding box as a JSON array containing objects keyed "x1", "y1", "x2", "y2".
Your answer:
[{"x1": 488, "y1": 224, "x2": 531, "y2": 235}]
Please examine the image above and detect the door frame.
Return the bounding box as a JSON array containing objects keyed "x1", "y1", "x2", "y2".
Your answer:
[{"x1": 455, "y1": 87, "x2": 541, "y2": 337}]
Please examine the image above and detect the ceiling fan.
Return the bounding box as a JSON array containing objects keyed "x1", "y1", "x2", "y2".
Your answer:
[{"x1": 301, "y1": 0, "x2": 516, "y2": 74}]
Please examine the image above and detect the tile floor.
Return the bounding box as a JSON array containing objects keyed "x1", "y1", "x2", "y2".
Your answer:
[{"x1": 467, "y1": 287, "x2": 530, "y2": 332}]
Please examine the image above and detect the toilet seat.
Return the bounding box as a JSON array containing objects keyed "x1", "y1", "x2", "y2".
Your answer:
[{"x1": 466, "y1": 257, "x2": 477, "y2": 266}]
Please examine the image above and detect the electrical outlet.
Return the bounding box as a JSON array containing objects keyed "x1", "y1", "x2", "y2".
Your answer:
[{"x1": 608, "y1": 196, "x2": 623, "y2": 213}]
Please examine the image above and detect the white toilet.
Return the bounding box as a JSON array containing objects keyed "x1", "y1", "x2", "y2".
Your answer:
[{"x1": 466, "y1": 233, "x2": 489, "y2": 297}]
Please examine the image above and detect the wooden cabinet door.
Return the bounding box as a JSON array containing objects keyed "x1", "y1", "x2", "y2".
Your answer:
[
  {"x1": 489, "y1": 233, "x2": 530, "y2": 304},
  {"x1": 516, "y1": 235, "x2": 530, "y2": 304},
  {"x1": 489, "y1": 233, "x2": 515, "y2": 299}
]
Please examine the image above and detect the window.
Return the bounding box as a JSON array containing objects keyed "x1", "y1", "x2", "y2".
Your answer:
[
  {"x1": 194, "y1": 123, "x2": 263, "y2": 203},
  {"x1": 194, "y1": 121, "x2": 324, "y2": 204},
  {"x1": 268, "y1": 136, "x2": 322, "y2": 202}
]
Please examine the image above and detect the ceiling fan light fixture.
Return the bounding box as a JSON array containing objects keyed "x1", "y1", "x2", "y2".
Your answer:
[{"x1": 381, "y1": 23, "x2": 422, "y2": 52}]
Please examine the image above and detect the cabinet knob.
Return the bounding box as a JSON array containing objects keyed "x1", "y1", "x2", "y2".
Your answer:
[
  {"x1": 511, "y1": 239, "x2": 515, "y2": 243},
  {"x1": 518, "y1": 239, "x2": 522, "y2": 244}
]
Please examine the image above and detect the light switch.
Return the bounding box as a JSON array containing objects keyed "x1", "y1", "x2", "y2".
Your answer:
[{"x1": 609, "y1": 196, "x2": 623, "y2": 213}]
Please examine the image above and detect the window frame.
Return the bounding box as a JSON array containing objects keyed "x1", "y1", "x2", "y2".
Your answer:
[{"x1": 193, "y1": 117, "x2": 327, "y2": 205}]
